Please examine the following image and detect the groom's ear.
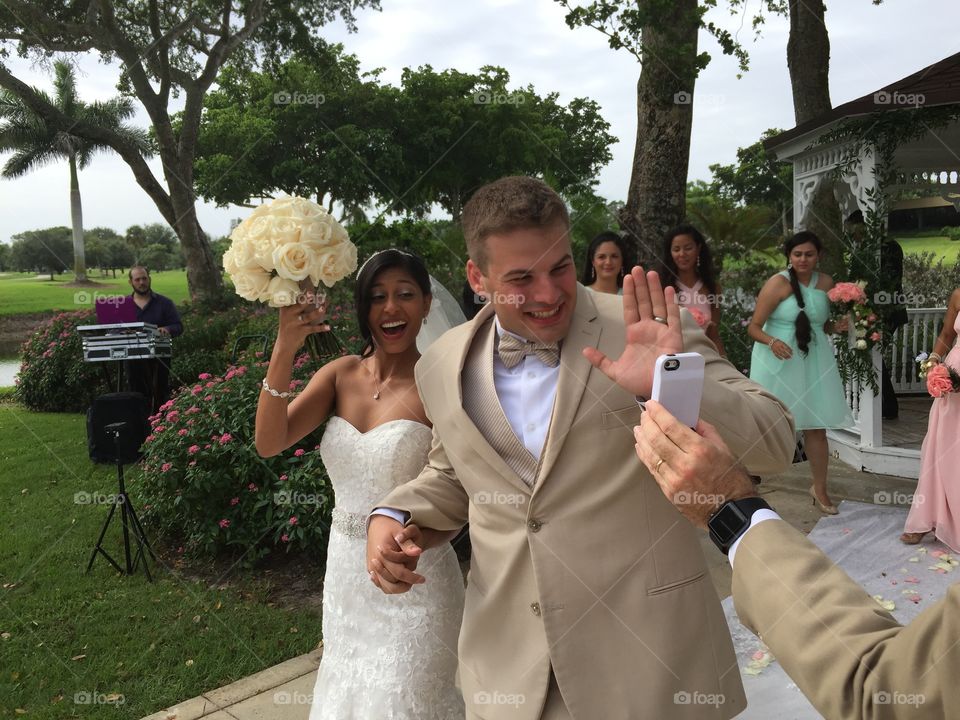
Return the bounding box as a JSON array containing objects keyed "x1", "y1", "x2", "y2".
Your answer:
[{"x1": 466, "y1": 260, "x2": 486, "y2": 297}]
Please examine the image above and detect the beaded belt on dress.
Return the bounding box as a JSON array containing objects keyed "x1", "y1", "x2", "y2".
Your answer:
[{"x1": 331, "y1": 508, "x2": 367, "y2": 538}]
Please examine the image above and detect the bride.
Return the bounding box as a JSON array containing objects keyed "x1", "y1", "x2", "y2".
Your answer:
[{"x1": 255, "y1": 249, "x2": 465, "y2": 719}]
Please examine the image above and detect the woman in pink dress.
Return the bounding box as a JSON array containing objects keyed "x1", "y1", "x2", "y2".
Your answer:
[
  {"x1": 901, "y1": 287, "x2": 960, "y2": 550},
  {"x1": 658, "y1": 224, "x2": 726, "y2": 356}
]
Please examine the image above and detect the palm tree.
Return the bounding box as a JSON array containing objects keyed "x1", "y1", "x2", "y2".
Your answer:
[{"x1": 0, "y1": 61, "x2": 151, "y2": 282}]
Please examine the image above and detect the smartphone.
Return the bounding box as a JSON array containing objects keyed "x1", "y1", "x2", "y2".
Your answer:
[{"x1": 650, "y1": 352, "x2": 704, "y2": 428}]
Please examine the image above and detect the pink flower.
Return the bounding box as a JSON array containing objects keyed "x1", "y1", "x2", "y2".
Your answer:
[
  {"x1": 294, "y1": 448, "x2": 305, "y2": 457},
  {"x1": 205, "y1": 381, "x2": 215, "y2": 389},
  {"x1": 230, "y1": 497, "x2": 240, "y2": 506},
  {"x1": 281, "y1": 533, "x2": 290, "y2": 542},
  {"x1": 188, "y1": 460, "x2": 197, "y2": 467},
  {"x1": 178, "y1": 429, "x2": 188, "y2": 436},
  {"x1": 188, "y1": 444, "x2": 200, "y2": 454},
  {"x1": 686, "y1": 307, "x2": 708, "y2": 327},
  {"x1": 870, "y1": 332, "x2": 882, "y2": 342},
  {"x1": 868, "y1": 314, "x2": 877, "y2": 323},
  {"x1": 219, "y1": 519, "x2": 230, "y2": 528},
  {"x1": 827, "y1": 282, "x2": 867, "y2": 304},
  {"x1": 204, "y1": 395, "x2": 213, "y2": 402},
  {"x1": 159, "y1": 400, "x2": 174, "y2": 412},
  {"x1": 187, "y1": 406, "x2": 200, "y2": 414},
  {"x1": 219, "y1": 433, "x2": 232, "y2": 444},
  {"x1": 279, "y1": 474, "x2": 288, "y2": 482},
  {"x1": 204, "y1": 444, "x2": 211, "y2": 450},
  {"x1": 198, "y1": 373, "x2": 211, "y2": 380},
  {"x1": 289, "y1": 516, "x2": 298, "y2": 525},
  {"x1": 248, "y1": 482, "x2": 258, "y2": 491},
  {"x1": 154, "y1": 425, "x2": 166, "y2": 433},
  {"x1": 225, "y1": 369, "x2": 236, "y2": 380},
  {"x1": 927, "y1": 364, "x2": 956, "y2": 398},
  {"x1": 234, "y1": 366, "x2": 247, "y2": 376},
  {"x1": 144, "y1": 435, "x2": 156, "y2": 444},
  {"x1": 161, "y1": 462, "x2": 172, "y2": 472}
]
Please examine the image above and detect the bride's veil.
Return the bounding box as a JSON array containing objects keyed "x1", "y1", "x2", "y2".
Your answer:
[{"x1": 417, "y1": 276, "x2": 468, "y2": 353}]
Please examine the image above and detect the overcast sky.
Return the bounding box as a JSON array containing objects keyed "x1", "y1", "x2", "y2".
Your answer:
[{"x1": 1, "y1": 0, "x2": 958, "y2": 245}]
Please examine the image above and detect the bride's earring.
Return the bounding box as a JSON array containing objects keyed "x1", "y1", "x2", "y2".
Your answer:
[{"x1": 422, "y1": 315, "x2": 428, "y2": 324}]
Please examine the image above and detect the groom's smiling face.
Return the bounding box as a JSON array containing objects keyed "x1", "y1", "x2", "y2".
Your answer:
[{"x1": 467, "y1": 221, "x2": 577, "y2": 344}]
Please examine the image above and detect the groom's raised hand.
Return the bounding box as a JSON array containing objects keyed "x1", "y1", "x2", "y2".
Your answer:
[
  {"x1": 583, "y1": 267, "x2": 683, "y2": 398},
  {"x1": 366, "y1": 515, "x2": 426, "y2": 594}
]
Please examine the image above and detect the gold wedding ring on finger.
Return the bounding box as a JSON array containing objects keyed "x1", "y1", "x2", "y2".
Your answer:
[
  {"x1": 655, "y1": 458, "x2": 665, "y2": 474},
  {"x1": 653, "y1": 316, "x2": 668, "y2": 325}
]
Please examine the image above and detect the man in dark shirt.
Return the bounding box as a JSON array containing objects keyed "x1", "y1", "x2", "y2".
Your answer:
[{"x1": 126, "y1": 265, "x2": 183, "y2": 411}]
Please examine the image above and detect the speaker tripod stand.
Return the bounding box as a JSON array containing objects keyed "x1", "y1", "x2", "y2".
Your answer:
[{"x1": 86, "y1": 421, "x2": 156, "y2": 581}]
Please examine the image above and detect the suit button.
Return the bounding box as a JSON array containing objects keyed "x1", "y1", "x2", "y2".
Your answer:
[
  {"x1": 531, "y1": 602, "x2": 541, "y2": 617},
  {"x1": 527, "y1": 519, "x2": 542, "y2": 532}
]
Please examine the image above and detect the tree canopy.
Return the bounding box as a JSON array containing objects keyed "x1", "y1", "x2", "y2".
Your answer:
[{"x1": 192, "y1": 50, "x2": 616, "y2": 221}]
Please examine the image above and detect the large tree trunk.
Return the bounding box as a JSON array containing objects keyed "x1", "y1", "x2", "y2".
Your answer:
[
  {"x1": 163, "y1": 151, "x2": 222, "y2": 304},
  {"x1": 787, "y1": 0, "x2": 832, "y2": 125},
  {"x1": 618, "y1": 0, "x2": 700, "y2": 266},
  {"x1": 68, "y1": 153, "x2": 87, "y2": 282}
]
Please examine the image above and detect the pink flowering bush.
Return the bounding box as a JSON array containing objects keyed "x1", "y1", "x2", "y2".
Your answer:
[
  {"x1": 15, "y1": 310, "x2": 105, "y2": 412},
  {"x1": 137, "y1": 353, "x2": 334, "y2": 561}
]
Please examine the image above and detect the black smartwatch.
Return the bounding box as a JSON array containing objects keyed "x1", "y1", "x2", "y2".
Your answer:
[{"x1": 708, "y1": 497, "x2": 772, "y2": 555}]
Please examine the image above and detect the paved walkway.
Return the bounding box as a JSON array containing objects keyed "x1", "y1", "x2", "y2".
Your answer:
[{"x1": 142, "y1": 458, "x2": 918, "y2": 719}]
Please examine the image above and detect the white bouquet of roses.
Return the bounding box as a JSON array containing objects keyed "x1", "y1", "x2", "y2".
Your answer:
[
  {"x1": 223, "y1": 196, "x2": 357, "y2": 307},
  {"x1": 223, "y1": 196, "x2": 357, "y2": 359}
]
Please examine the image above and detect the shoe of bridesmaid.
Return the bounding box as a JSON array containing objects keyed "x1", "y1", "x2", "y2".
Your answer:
[
  {"x1": 900, "y1": 531, "x2": 928, "y2": 545},
  {"x1": 808, "y1": 486, "x2": 839, "y2": 515}
]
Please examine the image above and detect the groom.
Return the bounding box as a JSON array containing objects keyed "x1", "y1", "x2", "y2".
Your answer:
[{"x1": 367, "y1": 176, "x2": 795, "y2": 719}]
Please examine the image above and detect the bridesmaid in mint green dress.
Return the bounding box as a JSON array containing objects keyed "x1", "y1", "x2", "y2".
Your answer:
[{"x1": 747, "y1": 231, "x2": 853, "y2": 514}]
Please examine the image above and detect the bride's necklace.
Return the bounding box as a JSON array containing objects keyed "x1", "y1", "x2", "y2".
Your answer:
[{"x1": 365, "y1": 359, "x2": 394, "y2": 401}]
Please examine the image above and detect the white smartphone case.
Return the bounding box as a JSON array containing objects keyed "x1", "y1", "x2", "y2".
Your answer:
[{"x1": 650, "y1": 352, "x2": 705, "y2": 428}]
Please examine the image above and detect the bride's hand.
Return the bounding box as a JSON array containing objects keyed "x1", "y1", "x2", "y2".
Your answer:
[
  {"x1": 367, "y1": 516, "x2": 425, "y2": 594},
  {"x1": 275, "y1": 292, "x2": 329, "y2": 354}
]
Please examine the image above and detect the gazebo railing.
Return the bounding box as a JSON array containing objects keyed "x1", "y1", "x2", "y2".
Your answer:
[{"x1": 888, "y1": 307, "x2": 946, "y2": 394}]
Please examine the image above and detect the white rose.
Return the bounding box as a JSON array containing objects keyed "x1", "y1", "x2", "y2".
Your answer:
[
  {"x1": 290, "y1": 196, "x2": 325, "y2": 220},
  {"x1": 230, "y1": 267, "x2": 273, "y2": 302},
  {"x1": 856, "y1": 339, "x2": 868, "y2": 350},
  {"x1": 263, "y1": 275, "x2": 301, "y2": 307},
  {"x1": 267, "y1": 197, "x2": 297, "y2": 218},
  {"x1": 311, "y1": 242, "x2": 358, "y2": 288},
  {"x1": 272, "y1": 217, "x2": 302, "y2": 246},
  {"x1": 223, "y1": 237, "x2": 262, "y2": 274},
  {"x1": 300, "y1": 217, "x2": 334, "y2": 247},
  {"x1": 273, "y1": 242, "x2": 314, "y2": 281}
]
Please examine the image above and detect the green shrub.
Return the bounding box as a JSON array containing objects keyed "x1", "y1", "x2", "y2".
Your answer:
[
  {"x1": 903, "y1": 252, "x2": 960, "y2": 308},
  {"x1": 717, "y1": 253, "x2": 778, "y2": 376},
  {"x1": 15, "y1": 310, "x2": 106, "y2": 412},
  {"x1": 138, "y1": 355, "x2": 333, "y2": 562}
]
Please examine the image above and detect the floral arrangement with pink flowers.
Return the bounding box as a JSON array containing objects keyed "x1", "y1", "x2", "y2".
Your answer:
[
  {"x1": 827, "y1": 280, "x2": 883, "y2": 393},
  {"x1": 926, "y1": 364, "x2": 960, "y2": 398}
]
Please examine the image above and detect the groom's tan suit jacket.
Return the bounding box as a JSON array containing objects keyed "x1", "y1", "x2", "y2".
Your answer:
[
  {"x1": 734, "y1": 520, "x2": 960, "y2": 719},
  {"x1": 381, "y1": 286, "x2": 796, "y2": 719}
]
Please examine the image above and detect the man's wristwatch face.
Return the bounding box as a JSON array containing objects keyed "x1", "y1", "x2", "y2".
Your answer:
[{"x1": 708, "y1": 498, "x2": 770, "y2": 555}]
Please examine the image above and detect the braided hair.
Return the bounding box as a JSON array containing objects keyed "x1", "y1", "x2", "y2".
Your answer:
[{"x1": 783, "y1": 231, "x2": 822, "y2": 356}]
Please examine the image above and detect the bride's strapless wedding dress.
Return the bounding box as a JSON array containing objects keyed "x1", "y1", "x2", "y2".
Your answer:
[{"x1": 309, "y1": 416, "x2": 465, "y2": 719}]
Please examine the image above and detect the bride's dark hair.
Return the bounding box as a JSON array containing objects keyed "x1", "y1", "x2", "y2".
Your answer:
[{"x1": 355, "y1": 249, "x2": 432, "y2": 359}]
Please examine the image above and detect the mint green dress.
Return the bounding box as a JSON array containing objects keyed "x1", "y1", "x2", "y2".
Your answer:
[{"x1": 749, "y1": 271, "x2": 854, "y2": 430}]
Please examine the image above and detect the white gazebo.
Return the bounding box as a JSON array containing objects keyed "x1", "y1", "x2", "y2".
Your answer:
[{"x1": 766, "y1": 53, "x2": 960, "y2": 479}]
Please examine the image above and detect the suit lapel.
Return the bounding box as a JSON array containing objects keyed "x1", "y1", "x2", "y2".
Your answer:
[
  {"x1": 536, "y1": 285, "x2": 601, "y2": 486},
  {"x1": 443, "y1": 305, "x2": 534, "y2": 495}
]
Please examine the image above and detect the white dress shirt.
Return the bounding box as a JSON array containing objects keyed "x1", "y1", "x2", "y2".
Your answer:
[{"x1": 492, "y1": 317, "x2": 559, "y2": 460}]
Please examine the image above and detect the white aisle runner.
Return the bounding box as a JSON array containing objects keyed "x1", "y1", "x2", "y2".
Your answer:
[{"x1": 723, "y1": 500, "x2": 958, "y2": 719}]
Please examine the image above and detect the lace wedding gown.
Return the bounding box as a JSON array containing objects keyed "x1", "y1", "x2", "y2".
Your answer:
[{"x1": 309, "y1": 416, "x2": 465, "y2": 719}]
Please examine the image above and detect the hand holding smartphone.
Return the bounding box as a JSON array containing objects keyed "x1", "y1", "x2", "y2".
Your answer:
[{"x1": 650, "y1": 352, "x2": 704, "y2": 428}]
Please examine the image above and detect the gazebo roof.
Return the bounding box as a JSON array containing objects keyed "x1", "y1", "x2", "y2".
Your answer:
[{"x1": 766, "y1": 51, "x2": 960, "y2": 153}]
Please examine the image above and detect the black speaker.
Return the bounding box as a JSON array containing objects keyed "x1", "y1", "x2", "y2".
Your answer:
[{"x1": 87, "y1": 392, "x2": 151, "y2": 464}]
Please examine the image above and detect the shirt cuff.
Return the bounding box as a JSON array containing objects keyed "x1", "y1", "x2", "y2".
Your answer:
[
  {"x1": 368, "y1": 507, "x2": 410, "y2": 532},
  {"x1": 728, "y1": 510, "x2": 781, "y2": 567}
]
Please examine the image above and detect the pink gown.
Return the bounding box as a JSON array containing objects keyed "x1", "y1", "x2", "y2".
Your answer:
[{"x1": 904, "y1": 311, "x2": 960, "y2": 551}]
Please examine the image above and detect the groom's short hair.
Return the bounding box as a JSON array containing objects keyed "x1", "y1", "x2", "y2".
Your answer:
[{"x1": 462, "y1": 176, "x2": 569, "y2": 271}]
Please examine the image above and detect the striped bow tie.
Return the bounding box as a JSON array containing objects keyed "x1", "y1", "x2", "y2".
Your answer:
[{"x1": 497, "y1": 333, "x2": 560, "y2": 369}]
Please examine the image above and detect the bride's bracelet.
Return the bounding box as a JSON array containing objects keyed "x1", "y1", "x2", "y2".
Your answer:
[
  {"x1": 261, "y1": 377, "x2": 299, "y2": 399},
  {"x1": 929, "y1": 352, "x2": 943, "y2": 363}
]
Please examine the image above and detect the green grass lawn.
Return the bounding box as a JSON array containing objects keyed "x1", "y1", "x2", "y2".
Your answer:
[
  {"x1": 0, "y1": 405, "x2": 322, "y2": 718},
  {"x1": 893, "y1": 235, "x2": 960, "y2": 262},
  {"x1": 0, "y1": 271, "x2": 193, "y2": 317}
]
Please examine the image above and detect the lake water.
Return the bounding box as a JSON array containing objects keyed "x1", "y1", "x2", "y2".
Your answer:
[{"x1": 0, "y1": 360, "x2": 20, "y2": 387}]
